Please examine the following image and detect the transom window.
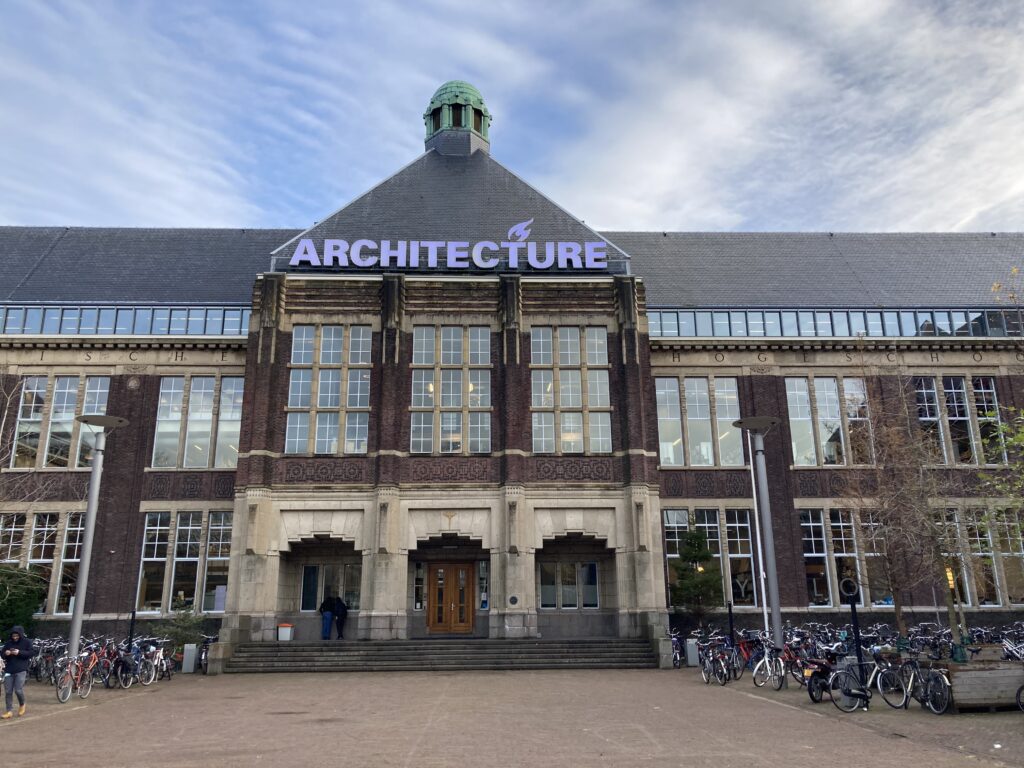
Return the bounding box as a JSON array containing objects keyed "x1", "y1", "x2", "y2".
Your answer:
[
  {"x1": 654, "y1": 376, "x2": 743, "y2": 467},
  {"x1": 530, "y1": 326, "x2": 612, "y2": 455},
  {"x1": 409, "y1": 325, "x2": 492, "y2": 455},
  {"x1": 285, "y1": 325, "x2": 372, "y2": 456}
]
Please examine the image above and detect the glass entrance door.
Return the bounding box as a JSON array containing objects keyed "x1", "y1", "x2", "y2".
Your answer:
[{"x1": 426, "y1": 563, "x2": 474, "y2": 633}]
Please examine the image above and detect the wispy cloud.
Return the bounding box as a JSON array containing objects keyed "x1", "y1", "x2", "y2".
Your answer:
[{"x1": 1, "y1": 0, "x2": 1023, "y2": 231}]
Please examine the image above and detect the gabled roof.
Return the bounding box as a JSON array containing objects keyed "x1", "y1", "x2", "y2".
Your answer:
[
  {"x1": 273, "y1": 150, "x2": 628, "y2": 269},
  {"x1": 605, "y1": 231, "x2": 1024, "y2": 308}
]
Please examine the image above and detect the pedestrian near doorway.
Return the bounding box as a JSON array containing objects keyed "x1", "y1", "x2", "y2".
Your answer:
[
  {"x1": 2, "y1": 626, "x2": 36, "y2": 719},
  {"x1": 318, "y1": 593, "x2": 334, "y2": 641},
  {"x1": 334, "y1": 595, "x2": 349, "y2": 640}
]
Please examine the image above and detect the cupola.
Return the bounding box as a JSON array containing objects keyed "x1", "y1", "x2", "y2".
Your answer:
[{"x1": 423, "y1": 80, "x2": 491, "y2": 156}]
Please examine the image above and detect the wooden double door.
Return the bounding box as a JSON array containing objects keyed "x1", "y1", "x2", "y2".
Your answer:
[{"x1": 426, "y1": 563, "x2": 474, "y2": 634}]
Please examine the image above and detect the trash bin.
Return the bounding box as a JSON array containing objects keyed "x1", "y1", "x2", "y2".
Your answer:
[
  {"x1": 277, "y1": 623, "x2": 294, "y2": 642},
  {"x1": 685, "y1": 638, "x2": 700, "y2": 667},
  {"x1": 182, "y1": 643, "x2": 197, "y2": 674}
]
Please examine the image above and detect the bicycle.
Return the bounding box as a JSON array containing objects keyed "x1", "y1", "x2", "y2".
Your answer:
[
  {"x1": 669, "y1": 629, "x2": 682, "y2": 669},
  {"x1": 55, "y1": 644, "x2": 102, "y2": 703},
  {"x1": 198, "y1": 634, "x2": 218, "y2": 675},
  {"x1": 752, "y1": 643, "x2": 785, "y2": 691},
  {"x1": 893, "y1": 653, "x2": 952, "y2": 715},
  {"x1": 828, "y1": 650, "x2": 905, "y2": 713}
]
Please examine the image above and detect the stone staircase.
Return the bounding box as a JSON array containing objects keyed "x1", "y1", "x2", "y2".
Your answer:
[{"x1": 224, "y1": 638, "x2": 658, "y2": 673}]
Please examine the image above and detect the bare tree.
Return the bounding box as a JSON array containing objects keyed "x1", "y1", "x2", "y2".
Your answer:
[{"x1": 843, "y1": 350, "x2": 969, "y2": 639}]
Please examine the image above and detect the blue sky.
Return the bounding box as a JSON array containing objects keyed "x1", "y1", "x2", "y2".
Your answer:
[{"x1": 2, "y1": 0, "x2": 1023, "y2": 232}]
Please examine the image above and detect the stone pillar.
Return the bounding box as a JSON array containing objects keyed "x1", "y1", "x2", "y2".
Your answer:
[
  {"x1": 491, "y1": 486, "x2": 537, "y2": 638},
  {"x1": 358, "y1": 487, "x2": 409, "y2": 639},
  {"x1": 614, "y1": 485, "x2": 669, "y2": 639},
  {"x1": 218, "y1": 487, "x2": 282, "y2": 659}
]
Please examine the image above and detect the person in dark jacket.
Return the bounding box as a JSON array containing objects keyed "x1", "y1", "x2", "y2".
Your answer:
[
  {"x1": 333, "y1": 595, "x2": 349, "y2": 640},
  {"x1": 2, "y1": 626, "x2": 36, "y2": 718},
  {"x1": 317, "y1": 593, "x2": 334, "y2": 641}
]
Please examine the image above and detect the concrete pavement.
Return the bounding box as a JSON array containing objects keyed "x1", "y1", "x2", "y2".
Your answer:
[{"x1": 0, "y1": 670, "x2": 1019, "y2": 767}]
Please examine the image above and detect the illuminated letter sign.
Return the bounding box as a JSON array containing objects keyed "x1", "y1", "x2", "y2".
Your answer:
[{"x1": 288, "y1": 218, "x2": 609, "y2": 272}]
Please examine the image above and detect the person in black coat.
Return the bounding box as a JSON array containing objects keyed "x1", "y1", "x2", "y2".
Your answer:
[
  {"x1": 333, "y1": 595, "x2": 349, "y2": 640},
  {"x1": 2, "y1": 626, "x2": 36, "y2": 718}
]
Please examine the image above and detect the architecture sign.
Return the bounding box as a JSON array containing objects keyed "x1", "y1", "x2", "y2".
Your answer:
[{"x1": 288, "y1": 219, "x2": 610, "y2": 271}]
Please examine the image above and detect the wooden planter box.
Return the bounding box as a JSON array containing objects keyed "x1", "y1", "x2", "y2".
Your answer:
[{"x1": 947, "y1": 660, "x2": 1024, "y2": 710}]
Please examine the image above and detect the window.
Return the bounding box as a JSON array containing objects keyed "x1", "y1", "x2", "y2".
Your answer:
[
  {"x1": 860, "y1": 512, "x2": 893, "y2": 606},
  {"x1": 684, "y1": 379, "x2": 713, "y2": 466},
  {"x1": 913, "y1": 377, "x2": 946, "y2": 463},
  {"x1": 77, "y1": 377, "x2": 111, "y2": 467},
  {"x1": 843, "y1": 378, "x2": 872, "y2": 465},
  {"x1": 972, "y1": 376, "x2": 1005, "y2": 464},
  {"x1": 138, "y1": 512, "x2": 171, "y2": 612},
  {"x1": 12, "y1": 376, "x2": 46, "y2": 468},
  {"x1": 286, "y1": 324, "x2": 372, "y2": 455},
  {"x1": 410, "y1": 325, "x2": 491, "y2": 454},
  {"x1": 787, "y1": 377, "x2": 871, "y2": 467},
  {"x1": 538, "y1": 561, "x2": 599, "y2": 609},
  {"x1": 532, "y1": 413, "x2": 554, "y2": 453},
  {"x1": 725, "y1": 509, "x2": 756, "y2": 606},
  {"x1": 560, "y1": 412, "x2": 583, "y2": 453},
  {"x1": 800, "y1": 510, "x2": 830, "y2": 606},
  {"x1": 153, "y1": 378, "x2": 185, "y2": 468},
  {"x1": 170, "y1": 512, "x2": 202, "y2": 609},
  {"x1": 153, "y1": 376, "x2": 245, "y2": 468},
  {"x1": 814, "y1": 378, "x2": 844, "y2": 465},
  {"x1": 183, "y1": 377, "x2": 216, "y2": 467},
  {"x1": 44, "y1": 376, "x2": 78, "y2": 467},
  {"x1": 301, "y1": 565, "x2": 319, "y2": 612},
  {"x1": 715, "y1": 378, "x2": 743, "y2": 466},
  {"x1": 203, "y1": 512, "x2": 231, "y2": 612},
  {"x1": 964, "y1": 509, "x2": 999, "y2": 605},
  {"x1": 585, "y1": 327, "x2": 608, "y2": 365},
  {"x1": 998, "y1": 510, "x2": 1024, "y2": 605},
  {"x1": 829, "y1": 509, "x2": 861, "y2": 605},
  {"x1": 663, "y1": 509, "x2": 688, "y2": 558},
  {"x1": 55, "y1": 513, "x2": 83, "y2": 614},
  {"x1": 531, "y1": 327, "x2": 552, "y2": 365},
  {"x1": 656, "y1": 378, "x2": 683, "y2": 466},
  {"x1": 589, "y1": 412, "x2": 612, "y2": 453},
  {"x1": 943, "y1": 376, "x2": 974, "y2": 464},
  {"x1": 0, "y1": 514, "x2": 26, "y2": 563}
]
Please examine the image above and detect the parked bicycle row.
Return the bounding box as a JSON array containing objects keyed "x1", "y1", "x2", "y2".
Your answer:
[{"x1": 670, "y1": 623, "x2": 1024, "y2": 714}]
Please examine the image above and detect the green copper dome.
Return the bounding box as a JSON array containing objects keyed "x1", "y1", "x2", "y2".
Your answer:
[{"x1": 424, "y1": 80, "x2": 491, "y2": 142}]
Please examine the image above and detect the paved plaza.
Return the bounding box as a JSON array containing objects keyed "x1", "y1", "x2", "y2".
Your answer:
[{"x1": 0, "y1": 669, "x2": 1020, "y2": 767}]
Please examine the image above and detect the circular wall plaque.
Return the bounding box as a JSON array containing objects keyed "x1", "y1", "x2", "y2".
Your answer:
[{"x1": 508, "y1": 595, "x2": 518, "y2": 606}]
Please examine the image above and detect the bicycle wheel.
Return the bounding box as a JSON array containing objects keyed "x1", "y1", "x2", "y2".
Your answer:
[
  {"x1": 139, "y1": 659, "x2": 156, "y2": 686},
  {"x1": 117, "y1": 662, "x2": 133, "y2": 689},
  {"x1": 97, "y1": 658, "x2": 113, "y2": 687},
  {"x1": 200, "y1": 648, "x2": 209, "y2": 675},
  {"x1": 1016, "y1": 684, "x2": 1024, "y2": 712},
  {"x1": 714, "y1": 658, "x2": 729, "y2": 686},
  {"x1": 877, "y1": 668, "x2": 907, "y2": 709},
  {"x1": 672, "y1": 650, "x2": 681, "y2": 670},
  {"x1": 78, "y1": 668, "x2": 94, "y2": 699},
  {"x1": 56, "y1": 668, "x2": 74, "y2": 703},
  {"x1": 789, "y1": 658, "x2": 807, "y2": 687},
  {"x1": 752, "y1": 658, "x2": 770, "y2": 687},
  {"x1": 830, "y1": 670, "x2": 864, "y2": 713},
  {"x1": 731, "y1": 651, "x2": 745, "y2": 681},
  {"x1": 699, "y1": 656, "x2": 711, "y2": 684},
  {"x1": 926, "y1": 671, "x2": 951, "y2": 715},
  {"x1": 770, "y1": 658, "x2": 786, "y2": 691},
  {"x1": 807, "y1": 676, "x2": 824, "y2": 703}
]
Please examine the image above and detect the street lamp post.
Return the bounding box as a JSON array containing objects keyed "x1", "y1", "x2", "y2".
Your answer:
[
  {"x1": 733, "y1": 416, "x2": 784, "y2": 649},
  {"x1": 68, "y1": 414, "x2": 129, "y2": 659}
]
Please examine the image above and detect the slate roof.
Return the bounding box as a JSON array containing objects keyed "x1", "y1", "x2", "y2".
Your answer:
[
  {"x1": 605, "y1": 232, "x2": 1024, "y2": 308},
  {"x1": 0, "y1": 227, "x2": 297, "y2": 304},
  {"x1": 273, "y1": 150, "x2": 630, "y2": 270},
  {"x1": 2, "y1": 153, "x2": 1022, "y2": 308}
]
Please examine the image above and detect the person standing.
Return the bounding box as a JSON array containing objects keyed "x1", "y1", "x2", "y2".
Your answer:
[
  {"x1": 334, "y1": 594, "x2": 349, "y2": 640},
  {"x1": 2, "y1": 626, "x2": 36, "y2": 719},
  {"x1": 317, "y1": 593, "x2": 334, "y2": 641}
]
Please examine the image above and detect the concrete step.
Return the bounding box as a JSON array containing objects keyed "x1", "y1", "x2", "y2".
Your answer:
[{"x1": 225, "y1": 638, "x2": 657, "y2": 673}]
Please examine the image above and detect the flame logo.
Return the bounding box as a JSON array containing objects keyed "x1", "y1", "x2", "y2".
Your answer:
[{"x1": 507, "y1": 218, "x2": 534, "y2": 242}]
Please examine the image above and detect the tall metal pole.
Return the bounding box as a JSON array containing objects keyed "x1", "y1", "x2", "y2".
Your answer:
[
  {"x1": 751, "y1": 430, "x2": 784, "y2": 648},
  {"x1": 67, "y1": 430, "x2": 106, "y2": 658},
  {"x1": 746, "y1": 430, "x2": 770, "y2": 635}
]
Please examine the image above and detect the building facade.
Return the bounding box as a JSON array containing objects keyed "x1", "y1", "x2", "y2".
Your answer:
[{"x1": 1, "y1": 82, "x2": 1023, "y2": 658}]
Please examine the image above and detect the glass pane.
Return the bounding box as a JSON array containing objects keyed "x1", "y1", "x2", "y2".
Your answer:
[
  {"x1": 684, "y1": 378, "x2": 712, "y2": 466},
  {"x1": 539, "y1": 562, "x2": 557, "y2": 608},
  {"x1": 137, "y1": 561, "x2": 167, "y2": 612},
  {"x1": 559, "y1": 562, "x2": 578, "y2": 608},
  {"x1": 301, "y1": 565, "x2": 319, "y2": 611},
  {"x1": 785, "y1": 379, "x2": 816, "y2": 466},
  {"x1": 580, "y1": 563, "x2": 599, "y2": 608},
  {"x1": 202, "y1": 560, "x2": 229, "y2": 612}
]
